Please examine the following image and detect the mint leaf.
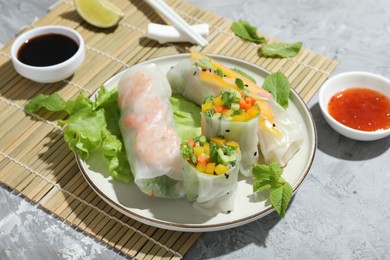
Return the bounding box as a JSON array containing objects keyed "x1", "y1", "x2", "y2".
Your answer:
[
  {"x1": 260, "y1": 41, "x2": 302, "y2": 58},
  {"x1": 235, "y1": 78, "x2": 244, "y2": 89},
  {"x1": 231, "y1": 68, "x2": 256, "y2": 83},
  {"x1": 262, "y1": 72, "x2": 291, "y2": 109},
  {"x1": 195, "y1": 58, "x2": 214, "y2": 70},
  {"x1": 269, "y1": 181, "x2": 292, "y2": 217},
  {"x1": 252, "y1": 162, "x2": 293, "y2": 217},
  {"x1": 231, "y1": 20, "x2": 266, "y2": 44},
  {"x1": 216, "y1": 68, "x2": 224, "y2": 78}
]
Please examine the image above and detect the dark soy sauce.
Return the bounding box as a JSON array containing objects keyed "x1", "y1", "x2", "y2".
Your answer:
[{"x1": 17, "y1": 33, "x2": 79, "y2": 67}]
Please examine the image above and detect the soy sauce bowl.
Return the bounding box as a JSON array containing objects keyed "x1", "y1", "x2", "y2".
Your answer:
[
  {"x1": 319, "y1": 71, "x2": 390, "y2": 141},
  {"x1": 10, "y1": 25, "x2": 85, "y2": 83}
]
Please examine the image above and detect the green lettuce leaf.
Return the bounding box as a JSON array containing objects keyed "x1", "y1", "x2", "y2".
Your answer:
[
  {"x1": 260, "y1": 41, "x2": 302, "y2": 58},
  {"x1": 262, "y1": 72, "x2": 291, "y2": 109},
  {"x1": 231, "y1": 20, "x2": 266, "y2": 44},
  {"x1": 252, "y1": 162, "x2": 293, "y2": 217},
  {"x1": 24, "y1": 86, "x2": 133, "y2": 183},
  {"x1": 170, "y1": 94, "x2": 202, "y2": 141},
  {"x1": 25, "y1": 93, "x2": 68, "y2": 113}
]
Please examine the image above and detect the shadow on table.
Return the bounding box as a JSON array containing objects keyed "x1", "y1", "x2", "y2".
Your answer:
[
  {"x1": 0, "y1": 59, "x2": 70, "y2": 102},
  {"x1": 185, "y1": 197, "x2": 293, "y2": 259},
  {"x1": 310, "y1": 103, "x2": 389, "y2": 160}
]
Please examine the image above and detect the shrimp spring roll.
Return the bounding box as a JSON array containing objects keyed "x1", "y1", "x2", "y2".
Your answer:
[
  {"x1": 201, "y1": 89, "x2": 260, "y2": 176},
  {"x1": 180, "y1": 135, "x2": 241, "y2": 215},
  {"x1": 118, "y1": 63, "x2": 184, "y2": 198}
]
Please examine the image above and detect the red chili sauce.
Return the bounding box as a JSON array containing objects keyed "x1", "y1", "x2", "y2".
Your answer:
[{"x1": 328, "y1": 87, "x2": 390, "y2": 131}]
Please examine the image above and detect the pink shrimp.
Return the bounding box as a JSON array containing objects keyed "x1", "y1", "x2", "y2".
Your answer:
[
  {"x1": 118, "y1": 71, "x2": 153, "y2": 108},
  {"x1": 122, "y1": 97, "x2": 169, "y2": 129},
  {"x1": 135, "y1": 125, "x2": 182, "y2": 173}
]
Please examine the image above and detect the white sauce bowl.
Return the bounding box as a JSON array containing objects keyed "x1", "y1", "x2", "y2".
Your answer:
[
  {"x1": 319, "y1": 71, "x2": 390, "y2": 141},
  {"x1": 10, "y1": 25, "x2": 85, "y2": 83}
]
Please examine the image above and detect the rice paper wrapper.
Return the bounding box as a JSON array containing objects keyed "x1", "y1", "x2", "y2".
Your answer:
[
  {"x1": 167, "y1": 60, "x2": 221, "y2": 105},
  {"x1": 182, "y1": 159, "x2": 240, "y2": 216},
  {"x1": 118, "y1": 63, "x2": 185, "y2": 198},
  {"x1": 201, "y1": 114, "x2": 260, "y2": 177},
  {"x1": 258, "y1": 99, "x2": 304, "y2": 167}
]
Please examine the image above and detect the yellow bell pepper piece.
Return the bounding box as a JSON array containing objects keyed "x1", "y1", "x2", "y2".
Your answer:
[
  {"x1": 196, "y1": 162, "x2": 206, "y2": 172},
  {"x1": 193, "y1": 146, "x2": 205, "y2": 158},
  {"x1": 205, "y1": 163, "x2": 216, "y2": 175},
  {"x1": 210, "y1": 137, "x2": 226, "y2": 146},
  {"x1": 214, "y1": 164, "x2": 229, "y2": 175}
]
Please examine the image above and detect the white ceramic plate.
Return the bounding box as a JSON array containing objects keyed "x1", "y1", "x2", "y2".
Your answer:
[{"x1": 76, "y1": 54, "x2": 316, "y2": 232}]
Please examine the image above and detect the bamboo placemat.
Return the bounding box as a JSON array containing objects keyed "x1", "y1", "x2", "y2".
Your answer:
[{"x1": 0, "y1": 0, "x2": 338, "y2": 258}]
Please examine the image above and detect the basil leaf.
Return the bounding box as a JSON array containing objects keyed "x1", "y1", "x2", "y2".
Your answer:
[
  {"x1": 262, "y1": 72, "x2": 291, "y2": 109},
  {"x1": 231, "y1": 20, "x2": 266, "y2": 44},
  {"x1": 260, "y1": 41, "x2": 302, "y2": 58}
]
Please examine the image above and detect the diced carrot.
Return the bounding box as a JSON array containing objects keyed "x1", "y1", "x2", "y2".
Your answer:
[
  {"x1": 197, "y1": 154, "x2": 210, "y2": 164},
  {"x1": 250, "y1": 96, "x2": 257, "y2": 106},
  {"x1": 239, "y1": 99, "x2": 248, "y2": 110},
  {"x1": 214, "y1": 106, "x2": 226, "y2": 113},
  {"x1": 188, "y1": 139, "x2": 195, "y2": 148}
]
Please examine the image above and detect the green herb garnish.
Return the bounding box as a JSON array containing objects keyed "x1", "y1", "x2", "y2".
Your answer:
[
  {"x1": 195, "y1": 58, "x2": 214, "y2": 71},
  {"x1": 231, "y1": 20, "x2": 266, "y2": 44},
  {"x1": 252, "y1": 162, "x2": 293, "y2": 217},
  {"x1": 260, "y1": 42, "x2": 302, "y2": 58},
  {"x1": 220, "y1": 89, "x2": 240, "y2": 108},
  {"x1": 235, "y1": 78, "x2": 245, "y2": 89},
  {"x1": 262, "y1": 72, "x2": 291, "y2": 109},
  {"x1": 231, "y1": 68, "x2": 256, "y2": 83},
  {"x1": 216, "y1": 68, "x2": 224, "y2": 78},
  {"x1": 231, "y1": 20, "x2": 302, "y2": 58}
]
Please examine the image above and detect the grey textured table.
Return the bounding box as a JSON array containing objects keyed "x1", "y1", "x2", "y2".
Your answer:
[{"x1": 1, "y1": 0, "x2": 389, "y2": 259}]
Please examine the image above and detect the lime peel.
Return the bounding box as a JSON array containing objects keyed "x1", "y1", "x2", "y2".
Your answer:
[{"x1": 74, "y1": 0, "x2": 124, "y2": 28}]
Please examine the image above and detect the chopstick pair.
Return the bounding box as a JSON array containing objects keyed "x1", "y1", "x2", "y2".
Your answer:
[{"x1": 145, "y1": 0, "x2": 208, "y2": 47}]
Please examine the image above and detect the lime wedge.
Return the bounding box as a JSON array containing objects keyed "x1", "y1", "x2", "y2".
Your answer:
[{"x1": 74, "y1": 0, "x2": 124, "y2": 28}]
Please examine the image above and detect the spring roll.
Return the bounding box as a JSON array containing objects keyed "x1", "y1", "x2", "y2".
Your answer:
[
  {"x1": 201, "y1": 89, "x2": 260, "y2": 176},
  {"x1": 180, "y1": 135, "x2": 241, "y2": 215},
  {"x1": 168, "y1": 52, "x2": 303, "y2": 167},
  {"x1": 118, "y1": 63, "x2": 184, "y2": 198},
  {"x1": 258, "y1": 98, "x2": 304, "y2": 166}
]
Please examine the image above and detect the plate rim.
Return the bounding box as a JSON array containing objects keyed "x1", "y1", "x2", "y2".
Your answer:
[{"x1": 76, "y1": 53, "x2": 317, "y2": 232}]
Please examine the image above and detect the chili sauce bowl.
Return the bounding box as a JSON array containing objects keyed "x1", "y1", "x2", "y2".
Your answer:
[
  {"x1": 319, "y1": 71, "x2": 390, "y2": 141},
  {"x1": 11, "y1": 25, "x2": 85, "y2": 83}
]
